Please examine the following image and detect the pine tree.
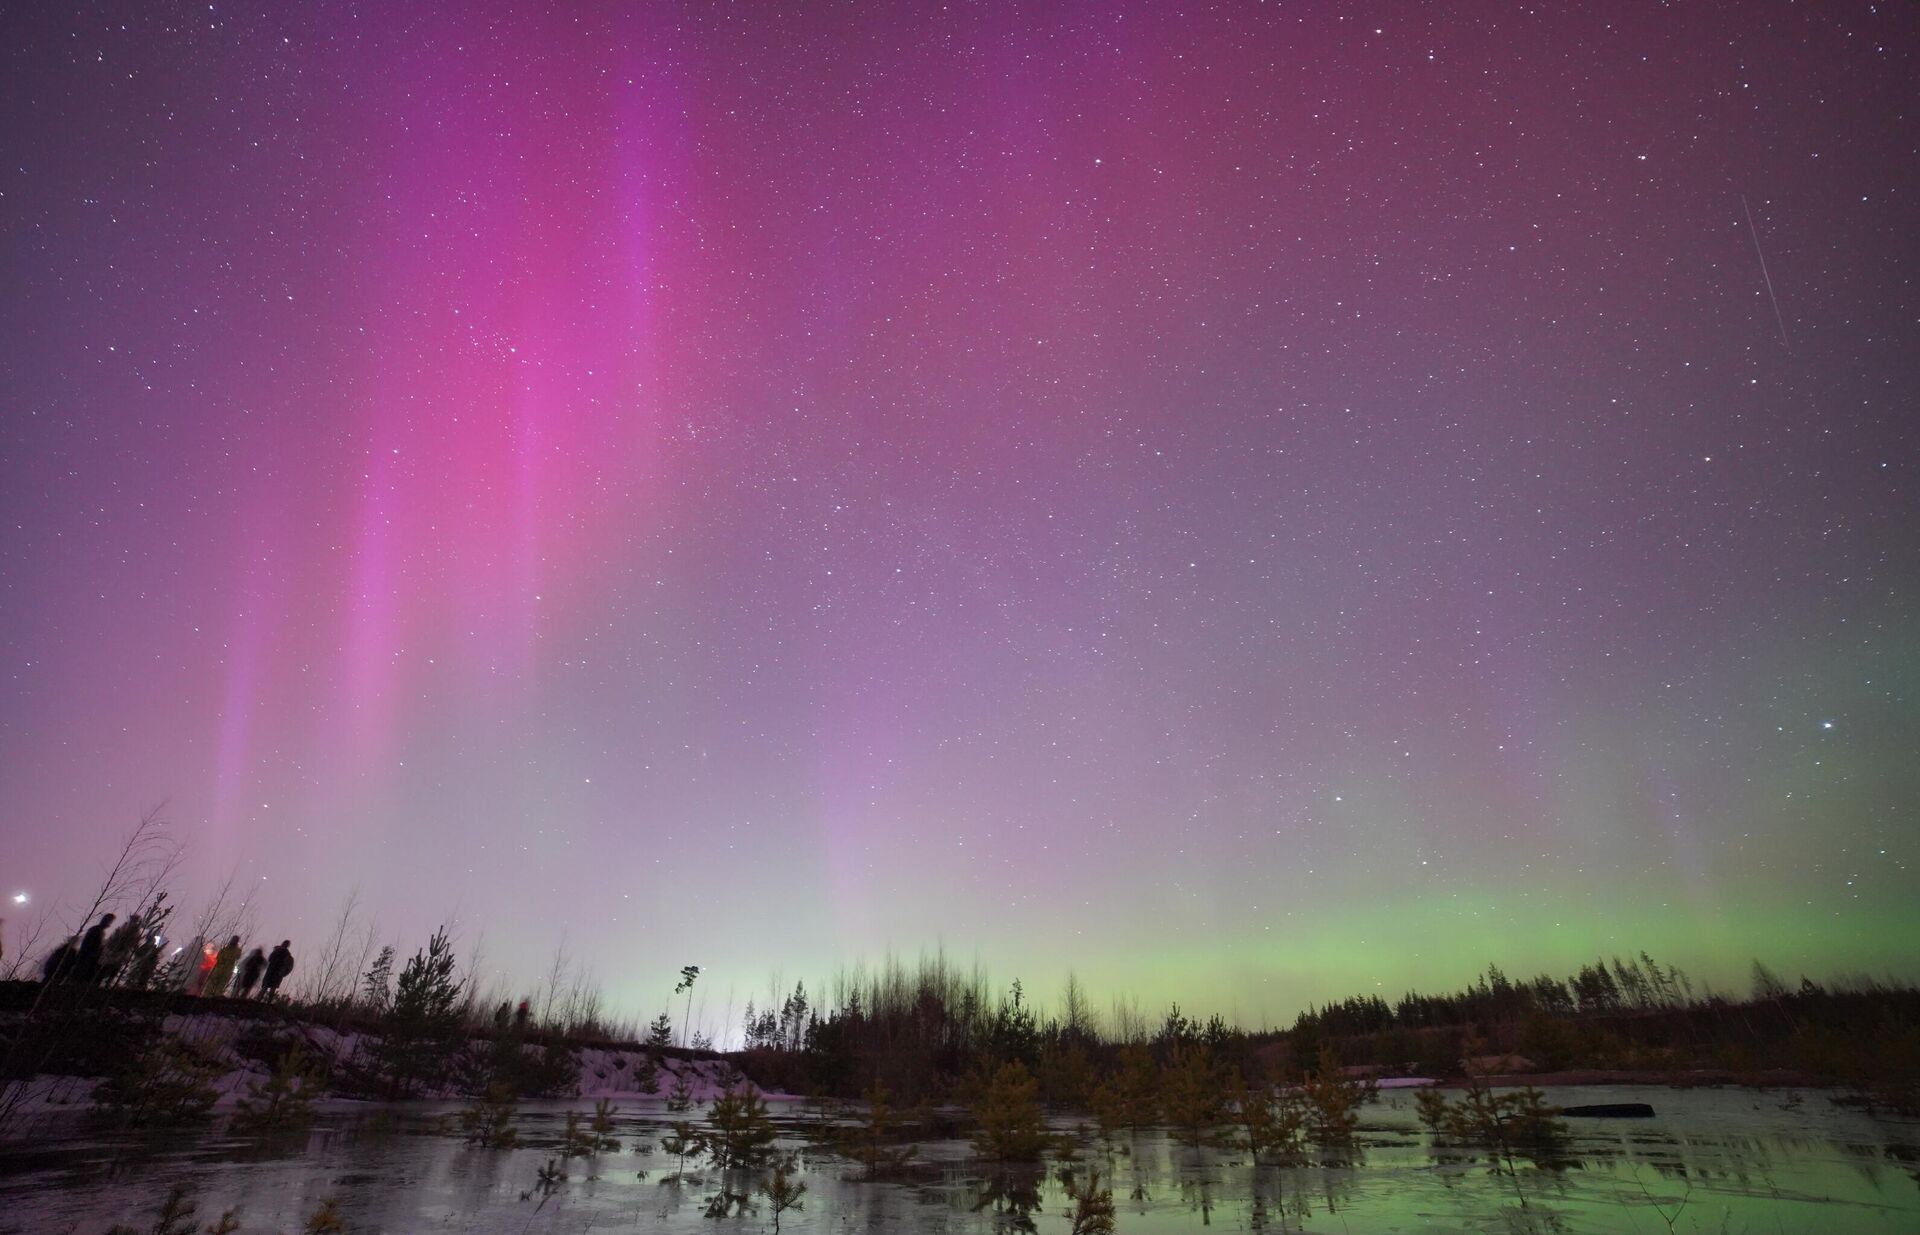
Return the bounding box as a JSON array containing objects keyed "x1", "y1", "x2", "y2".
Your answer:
[
  {"x1": 1091, "y1": 1044, "x2": 1160, "y2": 1134},
  {"x1": 364, "y1": 927, "x2": 464, "y2": 1097},
  {"x1": 1300, "y1": 1046, "x2": 1375, "y2": 1147},
  {"x1": 970, "y1": 1061, "x2": 1050, "y2": 1161},
  {"x1": 833, "y1": 1082, "x2": 918, "y2": 1175},
  {"x1": 1228, "y1": 1072, "x2": 1307, "y2": 1166},
  {"x1": 1159, "y1": 1047, "x2": 1225, "y2": 1147},
  {"x1": 361, "y1": 946, "x2": 395, "y2": 1012},
  {"x1": 647, "y1": 1012, "x2": 674, "y2": 1049}
]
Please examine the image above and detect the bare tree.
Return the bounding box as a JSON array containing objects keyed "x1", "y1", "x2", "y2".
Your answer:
[
  {"x1": 1061, "y1": 971, "x2": 1098, "y2": 1041},
  {"x1": 65, "y1": 805, "x2": 182, "y2": 936},
  {"x1": 296, "y1": 889, "x2": 370, "y2": 1006},
  {"x1": 191, "y1": 864, "x2": 259, "y2": 955},
  {"x1": 460, "y1": 927, "x2": 489, "y2": 1021}
]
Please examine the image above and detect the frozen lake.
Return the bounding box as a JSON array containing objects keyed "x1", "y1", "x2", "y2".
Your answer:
[{"x1": 3, "y1": 1085, "x2": 1916, "y2": 1233}]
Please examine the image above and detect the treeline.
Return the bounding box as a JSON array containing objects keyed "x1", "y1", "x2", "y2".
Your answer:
[
  {"x1": 727, "y1": 951, "x2": 1920, "y2": 1114},
  {"x1": 1298, "y1": 952, "x2": 1694, "y2": 1039}
]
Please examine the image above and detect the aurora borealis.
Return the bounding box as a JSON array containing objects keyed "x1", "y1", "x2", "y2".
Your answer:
[{"x1": 2, "y1": 1, "x2": 1916, "y2": 1031}]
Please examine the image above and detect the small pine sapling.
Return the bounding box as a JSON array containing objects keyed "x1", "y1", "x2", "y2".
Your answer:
[
  {"x1": 92, "y1": 1038, "x2": 226, "y2": 1128},
  {"x1": 760, "y1": 1155, "x2": 807, "y2": 1233},
  {"x1": 1300, "y1": 1047, "x2": 1376, "y2": 1147},
  {"x1": 459, "y1": 1082, "x2": 520, "y2": 1149},
  {"x1": 1091, "y1": 1045, "x2": 1160, "y2": 1136},
  {"x1": 230, "y1": 1041, "x2": 325, "y2": 1136},
  {"x1": 1065, "y1": 1167, "x2": 1117, "y2": 1235},
  {"x1": 660, "y1": 1119, "x2": 707, "y2": 1180},
  {"x1": 707, "y1": 1083, "x2": 778, "y2": 1168},
  {"x1": 104, "y1": 1184, "x2": 199, "y2": 1235},
  {"x1": 302, "y1": 1199, "x2": 347, "y2": 1234},
  {"x1": 1418, "y1": 1082, "x2": 1567, "y2": 1174},
  {"x1": 1231, "y1": 1073, "x2": 1308, "y2": 1166},
  {"x1": 834, "y1": 1082, "x2": 918, "y2": 1176},
  {"x1": 589, "y1": 1096, "x2": 622, "y2": 1151},
  {"x1": 1159, "y1": 1048, "x2": 1225, "y2": 1148},
  {"x1": 970, "y1": 1061, "x2": 1051, "y2": 1162}
]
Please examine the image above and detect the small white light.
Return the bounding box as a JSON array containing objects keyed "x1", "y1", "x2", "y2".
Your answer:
[{"x1": 10, "y1": 892, "x2": 25, "y2": 905}]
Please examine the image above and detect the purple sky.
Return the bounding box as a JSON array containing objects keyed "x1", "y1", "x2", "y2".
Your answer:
[{"x1": 2, "y1": 1, "x2": 1916, "y2": 1031}]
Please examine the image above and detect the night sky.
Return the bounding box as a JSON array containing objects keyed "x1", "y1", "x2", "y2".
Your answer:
[{"x1": 3, "y1": 2, "x2": 1916, "y2": 1032}]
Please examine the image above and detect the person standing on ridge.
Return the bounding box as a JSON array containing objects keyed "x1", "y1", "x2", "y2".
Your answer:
[
  {"x1": 42, "y1": 935, "x2": 79, "y2": 983},
  {"x1": 235, "y1": 946, "x2": 267, "y2": 998},
  {"x1": 206, "y1": 935, "x2": 242, "y2": 996},
  {"x1": 73, "y1": 913, "x2": 114, "y2": 984},
  {"x1": 261, "y1": 940, "x2": 295, "y2": 999}
]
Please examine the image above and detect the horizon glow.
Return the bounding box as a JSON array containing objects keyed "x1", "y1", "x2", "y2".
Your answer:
[{"x1": 2, "y1": 2, "x2": 1916, "y2": 1035}]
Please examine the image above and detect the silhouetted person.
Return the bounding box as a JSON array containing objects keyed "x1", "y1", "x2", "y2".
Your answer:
[
  {"x1": 206, "y1": 935, "x2": 242, "y2": 996},
  {"x1": 262, "y1": 940, "x2": 294, "y2": 998},
  {"x1": 74, "y1": 913, "x2": 115, "y2": 983},
  {"x1": 514, "y1": 999, "x2": 531, "y2": 1030},
  {"x1": 42, "y1": 935, "x2": 79, "y2": 983},
  {"x1": 101, "y1": 914, "x2": 141, "y2": 984},
  {"x1": 494, "y1": 1000, "x2": 512, "y2": 1031},
  {"x1": 235, "y1": 947, "x2": 267, "y2": 998}
]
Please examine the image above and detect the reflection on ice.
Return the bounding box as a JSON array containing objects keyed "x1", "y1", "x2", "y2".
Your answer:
[{"x1": 2, "y1": 1085, "x2": 1916, "y2": 1234}]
